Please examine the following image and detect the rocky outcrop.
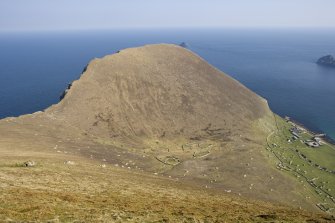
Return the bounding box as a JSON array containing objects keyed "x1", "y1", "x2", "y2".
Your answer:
[
  {"x1": 24, "y1": 160, "x2": 36, "y2": 167},
  {"x1": 317, "y1": 55, "x2": 335, "y2": 67},
  {"x1": 59, "y1": 83, "x2": 72, "y2": 101},
  {"x1": 60, "y1": 64, "x2": 89, "y2": 101}
]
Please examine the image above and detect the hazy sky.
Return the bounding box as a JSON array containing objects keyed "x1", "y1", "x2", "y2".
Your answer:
[{"x1": 1, "y1": 0, "x2": 335, "y2": 31}]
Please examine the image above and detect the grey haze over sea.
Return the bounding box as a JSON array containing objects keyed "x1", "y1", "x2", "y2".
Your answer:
[{"x1": 0, "y1": 29, "x2": 334, "y2": 141}]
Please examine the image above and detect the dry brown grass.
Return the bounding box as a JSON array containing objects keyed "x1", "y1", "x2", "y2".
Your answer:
[{"x1": 0, "y1": 156, "x2": 333, "y2": 222}]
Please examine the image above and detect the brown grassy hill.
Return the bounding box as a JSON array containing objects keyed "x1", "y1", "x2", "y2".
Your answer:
[
  {"x1": 47, "y1": 44, "x2": 272, "y2": 138},
  {"x1": 0, "y1": 44, "x2": 332, "y2": 222}
]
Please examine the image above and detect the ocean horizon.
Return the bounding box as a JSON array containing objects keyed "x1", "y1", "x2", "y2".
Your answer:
[{"x1": 0, "y1": 28, "x2": 334, "y2": 141}]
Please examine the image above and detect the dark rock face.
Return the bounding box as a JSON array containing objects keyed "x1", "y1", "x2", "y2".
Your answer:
[
  {"x1": 60, "y1": 83, "x2": 72, "y2": 101},
  {"x1": 60, "y1": 64, "x2": 89, "y2": 101},
  {"x1": 317, "y1": 55, "x2": 335, "y2": 67}
]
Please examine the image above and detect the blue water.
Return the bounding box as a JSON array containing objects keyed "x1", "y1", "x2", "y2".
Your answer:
[{"x1": 0, "y1": 29, "x2": 335, "y2": 140}]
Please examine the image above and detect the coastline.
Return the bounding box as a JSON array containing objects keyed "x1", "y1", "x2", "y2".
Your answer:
[{"x1": 284, "y1": 116, "x2": 335, "y2": 146}]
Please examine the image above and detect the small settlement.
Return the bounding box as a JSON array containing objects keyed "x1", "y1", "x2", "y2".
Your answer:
[{"x1": 285, "y1": 116, "x2": 325, "y2": 148}]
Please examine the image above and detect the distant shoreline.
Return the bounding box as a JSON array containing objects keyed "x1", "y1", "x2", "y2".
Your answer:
[{"x1": 284, "y1": 116, "x2": 335, "y2": 146}]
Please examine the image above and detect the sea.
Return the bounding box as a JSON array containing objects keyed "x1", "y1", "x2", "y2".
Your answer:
[{"x1": 0, "y1": 28, "x2": 334, "y2": 141}]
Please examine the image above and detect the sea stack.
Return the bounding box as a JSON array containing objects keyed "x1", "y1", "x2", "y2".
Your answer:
[
  {"x1": 317, "y1": 55, "x2": 335, "y2": 67},
  {"x1": 179, "y1": 42, "x2": 189, "y2": 48}
]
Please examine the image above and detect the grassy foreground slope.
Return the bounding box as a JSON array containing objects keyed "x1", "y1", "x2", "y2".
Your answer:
[{"x1": 0, "y1": 152, "x2": 332, "y2": 222}]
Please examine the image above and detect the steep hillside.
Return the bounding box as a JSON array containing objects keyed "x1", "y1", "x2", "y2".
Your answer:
[{"x1": 48, "y1": 44, "x2": 272, "y2": 138}]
